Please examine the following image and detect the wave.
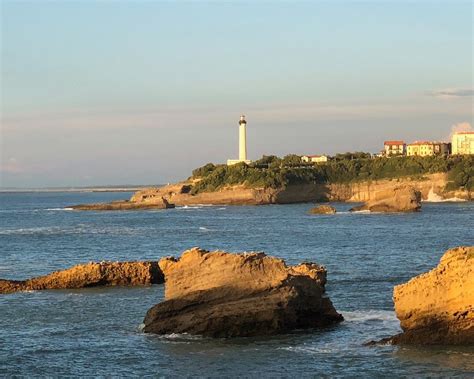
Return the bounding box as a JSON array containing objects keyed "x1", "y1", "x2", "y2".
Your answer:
[
  {"x1": 0, "y1": 225, "x2": 139, "y2": 236},
  {"x1": 424, "y1": 188, "x2": 467, "y2": 203},
  {"x1": 342, "y1": 309, "x2": 398, "y2": 323},
  {"x1": 177, "y1": 205, "x2": 204, "y2": 210},
  {"x1": 44, "y1": 207, "x2": 74, "y2": 211}
]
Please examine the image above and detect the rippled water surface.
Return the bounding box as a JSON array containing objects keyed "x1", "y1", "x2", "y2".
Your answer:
[{"x1": 1, "y1": 192, "x2": 473, "y2": 377}]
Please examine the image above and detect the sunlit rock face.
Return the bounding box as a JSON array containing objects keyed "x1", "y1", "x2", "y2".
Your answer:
[
  {"x1": 143, "y1": 248, "x2": 343, "y2": 338},
  {"x1": 349, "y1": 185, "x2": 421, "y2": 213},
  {"x1": 391, "y1": 246, "x2": 474, "y2": 345},
  {"x1": 0, "y1": 261, "x2": 164, "y2": 294}
]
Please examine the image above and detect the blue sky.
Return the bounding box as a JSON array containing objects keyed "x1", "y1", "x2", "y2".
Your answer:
[{"x1": 1, "y1": 1, "x2": 472, "y2": 187}]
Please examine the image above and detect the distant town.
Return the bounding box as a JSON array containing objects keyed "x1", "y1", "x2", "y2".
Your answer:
[
  {"x1": 302, "y1": 131, "x2": 474, "y2": 164},
  {"x1": 228, "y1": 115, "x2": 474, "y2": 166}
]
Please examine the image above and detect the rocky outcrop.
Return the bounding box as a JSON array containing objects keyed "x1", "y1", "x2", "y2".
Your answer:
[
  {"x1": 71, "y1": 172, "x2": 470, "y2": 210},
  {"x1": 71, "y1": 198, "x2": 175, "y2": 211},
  {"x1": 308, "y1": 205, "x2": 336, "y2": 215},
  {"x1": 390, "y1": 246, "x2": 474, "y2": 345},
  {"x1": 349, "y1": 185, "x2": 421, "y2": 212},
  {"x1": 143, "y1": 248, "x2": 343, "y2": 337},
  {"x1": 0, "y1": 261, "x2": 164, "y2": 294}
]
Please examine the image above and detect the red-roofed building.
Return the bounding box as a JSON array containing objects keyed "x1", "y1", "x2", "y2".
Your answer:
[{"x1": 383, "y1": 140, "x2": 406, "y2": 156}]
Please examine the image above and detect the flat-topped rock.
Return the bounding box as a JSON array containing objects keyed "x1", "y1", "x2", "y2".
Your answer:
[
  {"x1": 71, "y1": 198, "x2": 175, "y2": 210},
  {"x1": 143, "y1": 248, "x2": 343, "y2": 337},
  {"x1": 350, "y1": 185, "x2": 421, "y2": 213},
  {"x1": 0, "y1": 261, "x2": 164, "y2": 294},
  {"x1": 390, "y1": 246, "x2": 474, "y2": 345}
]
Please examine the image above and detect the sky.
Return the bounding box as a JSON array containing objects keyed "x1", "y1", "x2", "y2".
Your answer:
[{"x1": 1, "y1": 1, "x2": 472, "y2": 187}]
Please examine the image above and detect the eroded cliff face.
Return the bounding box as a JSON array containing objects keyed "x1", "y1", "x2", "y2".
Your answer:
[
  {"x1": 349, "y1": 185, "x2": 421, "y2": 213},
  {"x1": 0, "y1": 261, "x2": 164, "y2": 294},
  {"x1": 391, "y1": 246, "x2": 474, "y2": 345},
  {"x1": 130, "y1": 173, "x2": 469, "y2": 206},
  {"x1": 71, "y1": 172, "x2": 470, "y2": 210},
  {"x1": 328, "y1": 173, "x2": 469, "y2": 202},
  {"x1": 143, "y1": 248, "x2": 342, "y2": 337}
]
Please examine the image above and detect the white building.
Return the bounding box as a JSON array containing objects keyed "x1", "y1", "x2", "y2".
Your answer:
[
  {"x1": 227, "y1": 115, "x2": 252, "y2": 165},
  {"x1": 452, "y1": 132, "x2": 474, "y2": 155},
  {"x1": 301, "y1": 155, "x2": 328, "y2": 164}
]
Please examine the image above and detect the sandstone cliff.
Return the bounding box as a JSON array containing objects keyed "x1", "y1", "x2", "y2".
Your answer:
[
  {"x1": 390, "y1": 246, "x2": 474, "y2": 345},
  {"x1": 0, "y1": 261, "x2": 164, "y2": 294},
  {"x1": 143, "y1": 248, "x2": 343, "y2": 337},
  {"x1": 71, "y1": 172, "x2": 470, "y2": 210},
  {"x1": 349, "y1": 185, "x2": 421, "y2": 212}
]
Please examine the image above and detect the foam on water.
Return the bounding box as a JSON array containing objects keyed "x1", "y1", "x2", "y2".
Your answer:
[
  {"x1": 424, "y1": 188, "x2": 467, "y2": 203},
  {"x1": 342, "y1": 309, "x2": 398, "y2": 324}
]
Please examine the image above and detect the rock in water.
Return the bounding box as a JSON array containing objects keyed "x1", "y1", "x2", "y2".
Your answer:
[
  {"x1": 0, "y1": 261, "x2": 164, "y2": 294},
  {"x1": 71, "y1": 197, "x2": 175, "y2": 211},
  {"x1": 349, "y1": 185, "x2": 421, "y2": 213},
  {"x1": 390, "y1": 246, "x2": 474, "y2": 345},
  {"x1": 143, "y1": 248, "x2": 343, "y2": 337},
  {"x1": 308, "y1": 205, "x2": 337, "y2": 215}
]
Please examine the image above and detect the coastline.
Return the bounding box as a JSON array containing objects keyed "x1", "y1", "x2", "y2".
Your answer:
[{"x1": 70, "y1": 172, "x2": 471, "y2": 210}]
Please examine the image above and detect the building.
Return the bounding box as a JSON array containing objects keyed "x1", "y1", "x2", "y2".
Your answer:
[
  {"x1": 406, "y1": 141, "x2": 450, "y2": 157},
  {"x1": 301, "y1": 155, "x2": 329, "y2": 164},
  {"x1": 384, "y1": 141, "x2": 406, "y2": 156},
  {"x1": 227, "y1": 115, "x2": 252, "y2": 165},
  {"x1": 452, "y1": 132, "x2": 474, "y2": 155}
]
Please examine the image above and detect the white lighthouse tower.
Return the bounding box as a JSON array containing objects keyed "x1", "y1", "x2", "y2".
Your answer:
[{"x1": 227, "y1": 115, "x2": 251, "y2": 165}]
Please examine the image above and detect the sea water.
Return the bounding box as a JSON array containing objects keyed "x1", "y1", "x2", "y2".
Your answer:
[{"x1": 0, "y1": 192, "x2": 473, "y2": 377}]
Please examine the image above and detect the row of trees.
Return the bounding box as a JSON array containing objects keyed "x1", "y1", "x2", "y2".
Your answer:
[{"x1": 190, "y1": 154, "x2": 474, "y2": 194}]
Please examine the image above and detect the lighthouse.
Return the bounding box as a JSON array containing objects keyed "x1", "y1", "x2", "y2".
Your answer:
[
  {"x1": 238, "y1": 115, "x2": 248, "y2": 161},
  {"x1": 227, "y1": 115, "x2": 252, "y2": 166}
]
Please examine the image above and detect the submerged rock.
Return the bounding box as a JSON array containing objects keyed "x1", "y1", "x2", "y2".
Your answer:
[
  {"x1": 389, "y1": 246, "x2": 474, "y2": 345},
  {"x1": 308, "y1": 205, "x2": 336, "y2": 215},
  {"x1": 0, "y1": 261, "x2": 164, "y2": 294},
  {"x1": 349, "y1": 185, "x2": 421, "y2": 213},
  {"x1": 143, "y1": 248, "x2": 343, "y2": 337}
]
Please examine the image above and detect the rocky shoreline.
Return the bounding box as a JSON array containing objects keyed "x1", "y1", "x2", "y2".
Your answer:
[
  {"x1": 70, "y1": 173, "x2": 470, "y2": 211},
  {"x1": 1, "y1": 246, "x2": 472, "y2": 344},
  {"x1": 0, "y1": 261, "x2": 164, "y2": 294}
]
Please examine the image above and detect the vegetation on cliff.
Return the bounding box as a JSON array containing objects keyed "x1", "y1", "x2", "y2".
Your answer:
[{"x1": 190, "y1": 154, "x2": 473, "y2": 194}]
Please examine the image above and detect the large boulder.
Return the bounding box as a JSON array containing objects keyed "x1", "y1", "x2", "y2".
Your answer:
[
  {"x1": 143, "y1": 248, "x2": 343, "y2": 337},
  {"x1": 349, "y1": 185, "x2": 421, "y2": 213},
  {"x1": 0, "y1": 261, "x2": 164, "y2": 294},
  {"x1": 390, "y1": 246, "x2": 474, "y2": 345},
  {"x1": 308, "y1": 205, "x2": 336, "y2": 215}
]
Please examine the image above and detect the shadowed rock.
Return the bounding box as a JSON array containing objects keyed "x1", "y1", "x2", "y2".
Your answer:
[
  {"x1": 143, "y1": 248, "x2": 343, "y2": 338},
  {"x1": 388, "y1": 246, "x2": 474, "y2": 345},
  {"x1": 71, "y1": 198, "x2": 175, "y2": 211},
  {"x1": 349, "y1": 185, "x2": 421, "y2": 213},
  {"x1": 308, "y1": 205, "x2": 336, "y2": 215},
  {"x1": 0, "y1": 261, "x2": 164, "y2": 294}
]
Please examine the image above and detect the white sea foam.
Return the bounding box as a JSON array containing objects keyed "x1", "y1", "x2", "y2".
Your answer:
[
  {"x1": 424, "y1": 188, "x2": 466, "y2": 203},
  {"x1": 342, "y1": 309, "x2": 398, "y2": 323},
  {"x1": 177, "y1": 205, "x2": 204, "y2": 210},
  {"x1": 44, "y1": 207, "x2": 74, "y2": 211}
]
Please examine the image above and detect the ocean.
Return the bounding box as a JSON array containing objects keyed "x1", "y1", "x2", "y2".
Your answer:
[{"x1": 0, "y1": 192, "x2": 473, "y2": 377}]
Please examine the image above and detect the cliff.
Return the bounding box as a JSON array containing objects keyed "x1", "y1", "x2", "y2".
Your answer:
[
  {"x1": 143, "y1": 248, "x2": 343, "y2": 337},
  {"x1": 0, "y1": 261, "x2": 164, "y2": 294},
  {"x1": 71, "y1": 172, "x2": 470, "y2": 210},
  {"x1": 390, "y1": 246, "x2": 474, "y2": 345},
  {"x1": 349, "y1": 185, "x2": 421, "y2": 212}
]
